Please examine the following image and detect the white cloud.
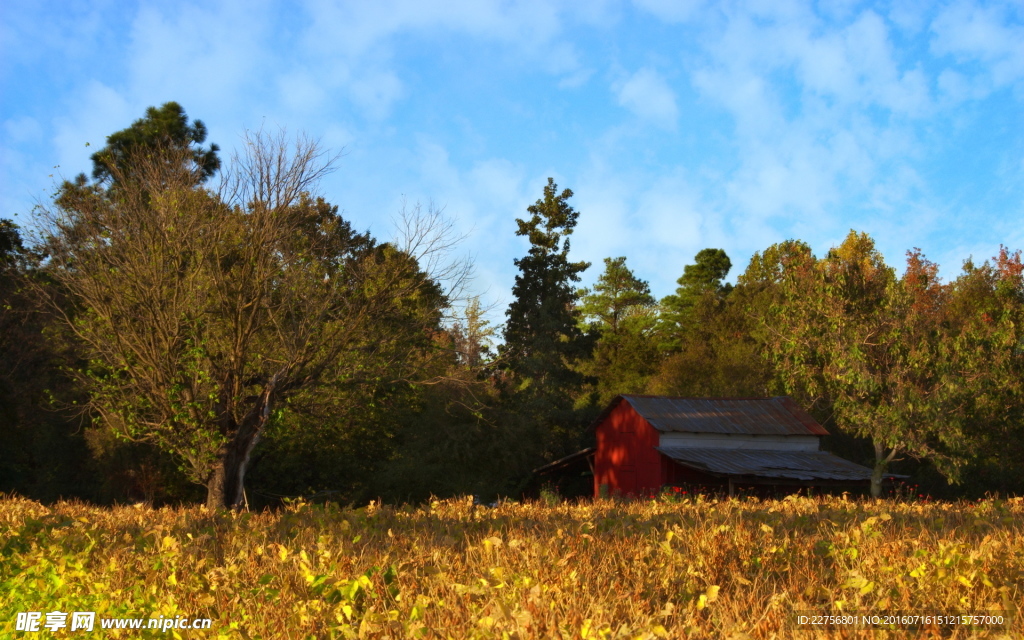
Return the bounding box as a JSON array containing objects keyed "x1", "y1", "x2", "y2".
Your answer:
[
  {"x1": 1, "y1": 116, "x2": 47, "y2": 222},
  {"x1": 320, "y1": 124, "x2": 355, "y2": 156},
  {"x1": 816, "y1": 0, "x2": 862, "y2": 22},
  {"x1": 931, "y1": 1, "x2": 1024, "y2": 92},
  {"x1": 559, "y1": 68, "x2": 594, "y2": 89},
  {"x1": 621, "y1": 0, "x2": 1000, "y2": 282},
  {"x1": 276, "y1": 71, "x2": 329, "y2": 115},
  {"x1": 887, "y1": 0, "x2": 931, "y2": 34},
  {"x1": 52, "y1": 81, "x2": 133, "y2": 174},
  {"x1": 389, "y1": 136, "x2": 538, "y2": 312},
  {"x1": 681, "y1": 3, "x2": 939, "y2": 241},
  {"x1": 126, "y1": 1, "x2": 276, "y2": 117},
  {"x1": 4, "y1": 115, "x2": 42, "y2": 146},
  {"x1": 637, "y1": 181, "x2": 708, "y2": 251},
  {"x1": 5, "y1": 0, "x2": 1022, "y2": 319},
  {"x1": 571, "y1": 162, "x2": 738, "y2": 297},
  {"x1": 349, "y1": 71, "x2": 404, "y2": 120},
  {"x1": 631, "y1": 0, "x2": 707, "y2": 23},
  {"x1": 301, "y1": 0, "x2": 564, "y2": 56},
  {"x1": 935, "y1": 68, "x2": 988, "y2": 104},
  {"x1": 292, "y1": 1, "x2": 594, "y2": 116},
  {"x1": 0, "y1": 0, "x2": 119, "y2": 69},
  {"x1": 614, "y1": 68, "x2": 679, "y2": 129}
]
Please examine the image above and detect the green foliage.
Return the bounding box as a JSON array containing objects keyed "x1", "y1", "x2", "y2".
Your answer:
[
  {"x1": 934, "y1": 248, "x2": 1024, "y2": 493},
  {"x1": 9, "y1": 99, "x2": 1024, "y2": 508},
  {"x1": 83, "y1": 426, "x2": 200, "y2": 505},
  {"x1": 646, "y1": 295, "x2": 772, "y2": 399},
  {"x1": 0, "y1": 220, "x2": 100, "y2": 502},
  {"x1": 645, "y1": 248, "x2": 771, "y2": 399},
  {"x1": 657, "y1": 248, "x2": 733, "y2": 353},
  {"x1": 0, "y1": 219, "x2": 27, "y2": 268},
  {"x1": 449, "y1": 297, "x2": 496, "y2": 369},
  {"x1": 579, "y1": 257, "x2": 655, "y2": 332},
  {"x1": 738, "y1": 240, "x2": 815, "y2": 291},
  {"x1": 88, "y1": 101, "x2": 220, "y2": 184},
  {"x1": 38, "y1": 109, "x2": 454, "y2": 510},
  {"x1": 756, "y1": 233, "x2": 923, "y2": 495},
  {"x1": 578, "y1": 257, "x2": 658, "y2": 405},
  {"x1": 372, "y1": 378, "x2": 541, "y2": 504},
  {"x1": 500, "y1": 178, "x2": 593, "y2": 458},
  {"x1": 753, "y1": 231, "x2": 1024, "y2": 497}
]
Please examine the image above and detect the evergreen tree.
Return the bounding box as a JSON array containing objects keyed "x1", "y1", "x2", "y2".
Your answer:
[
  {"x1": 0, "y1": 220, "x2": 100, "y2": 501},
  {"x1": 658, "y1": 248, "x2": 733, "y2": 351},
  {"x1": 578, "y1": 257, "x2": 658, "y2": 404},
  {"x1": 500, "y1": 178, "x2": 592, "y2": 457},
  {"x1": 89, "y1": 101, "x2": 220, "y2": 184},
  {"x1": 580, "y1": 257, "x2": 653, "y2": 334}
]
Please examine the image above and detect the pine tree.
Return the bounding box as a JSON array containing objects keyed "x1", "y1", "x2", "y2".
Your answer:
[
  {"x1": 89, "y1": 101, "x2": 220, "y2": 184},
  {"x1": 578, "y1": 257, "x2": 658, "y2": 404},
  {"x1": 658, "y1": 248, "x2": 733, "y2": 352},
  {"x1": 500, "y1": 178, "x2": 592, "y2": 456}
]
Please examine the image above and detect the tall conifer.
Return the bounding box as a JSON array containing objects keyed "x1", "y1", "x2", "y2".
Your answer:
[{"x1": 500, "y1": 178, "x2": 592, "y2": 456}]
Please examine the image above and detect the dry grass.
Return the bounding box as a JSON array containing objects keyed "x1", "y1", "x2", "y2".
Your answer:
[{"x1": 1, "y1": 494, "x2": 1021, "y2": 639}]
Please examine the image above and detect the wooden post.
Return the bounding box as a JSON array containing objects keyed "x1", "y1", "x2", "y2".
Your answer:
[{"x1": 728, "y1": 477, "x2": 735, "y2": 498}]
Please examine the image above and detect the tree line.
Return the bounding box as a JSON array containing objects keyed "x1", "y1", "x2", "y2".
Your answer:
[{"x1": 2, "y1": 103, "x2": 1022, "y2": 508}]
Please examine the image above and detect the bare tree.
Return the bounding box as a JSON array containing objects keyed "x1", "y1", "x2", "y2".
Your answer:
[
  {"x1": 392, "y1": 199, "x2": 475, "y2": 316},
  {"x1": 36, "y1": 130, "x2": 457, "y2": 509}
]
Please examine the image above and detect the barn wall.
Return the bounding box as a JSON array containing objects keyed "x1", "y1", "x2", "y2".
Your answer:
[{"x1": 594, "y1": 400, "x2": 662, "y2": 497}]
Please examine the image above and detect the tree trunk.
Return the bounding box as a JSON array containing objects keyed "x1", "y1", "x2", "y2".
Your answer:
[
  {"x1": 870, "y1": 440, "x2": 899, "y2": 498},
  {"x1": 206, "y1": 432, "x2": 260, "y2": 510},
  {"x1": 205, "y1": 377, "x2": 278, "y2": 510},
  {"x1": 206, "y1": 464, "x2": 227, "y2": 510}
]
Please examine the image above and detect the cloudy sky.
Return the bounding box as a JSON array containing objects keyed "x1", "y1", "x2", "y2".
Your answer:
[{"x1": 2, "y1": 0, "x2": 1022, "y2": 319}]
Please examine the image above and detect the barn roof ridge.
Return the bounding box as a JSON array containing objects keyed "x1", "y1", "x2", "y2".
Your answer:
[{"x1": 589, "y1": 394, "x2": 830, "y2": 437}]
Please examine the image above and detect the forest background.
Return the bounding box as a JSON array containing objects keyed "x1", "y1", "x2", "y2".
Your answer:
[{"x1": 2, "y1": 103, "x2": 1023, "y2": 509}]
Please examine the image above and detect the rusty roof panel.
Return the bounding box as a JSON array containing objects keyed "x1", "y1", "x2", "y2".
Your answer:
[
  {"x1": 533, "y1": 447, "x2": 596, "y2": 475},
  {"x1": 621, "y1": 395, "x2": 830, "y2": 436},
  {"x1": 656, "y1": 447, "x2": 890, "y2": 481}
]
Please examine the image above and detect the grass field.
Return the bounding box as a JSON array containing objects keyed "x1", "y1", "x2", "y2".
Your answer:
[{"x1": 1, "y1": 494, "x2": 1021, "y2": 639}]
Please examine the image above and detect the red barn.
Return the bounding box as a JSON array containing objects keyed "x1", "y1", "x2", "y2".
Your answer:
[{"x1": 592, "y1": 395, "x2": 886, "y2": 497}]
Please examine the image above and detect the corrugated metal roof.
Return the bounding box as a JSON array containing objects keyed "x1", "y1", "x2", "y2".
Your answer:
[
  {"x1": 533, "y1": 447, "x2": 596, "y2": 475},
  {"x1": 621, "y1": 395, "x2": 829, "y2": 436},
  {"x1": 656, "y1": 447, "x2": 893, "y2": 481}
]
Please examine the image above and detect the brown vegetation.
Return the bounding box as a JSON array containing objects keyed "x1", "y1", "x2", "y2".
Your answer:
[{"x1": 2, "y1": 495, "x2": 1020, "y2": 638}]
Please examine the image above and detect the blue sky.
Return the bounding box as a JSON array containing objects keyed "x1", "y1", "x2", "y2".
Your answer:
[{"x1": 2, "y1": 0, "x2": 1023, "y2": 320}]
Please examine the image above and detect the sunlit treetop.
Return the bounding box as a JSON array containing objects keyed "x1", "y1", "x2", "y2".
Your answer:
[{"x1": 89, "y1": 101, "x2": 221, "y2": 185}]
